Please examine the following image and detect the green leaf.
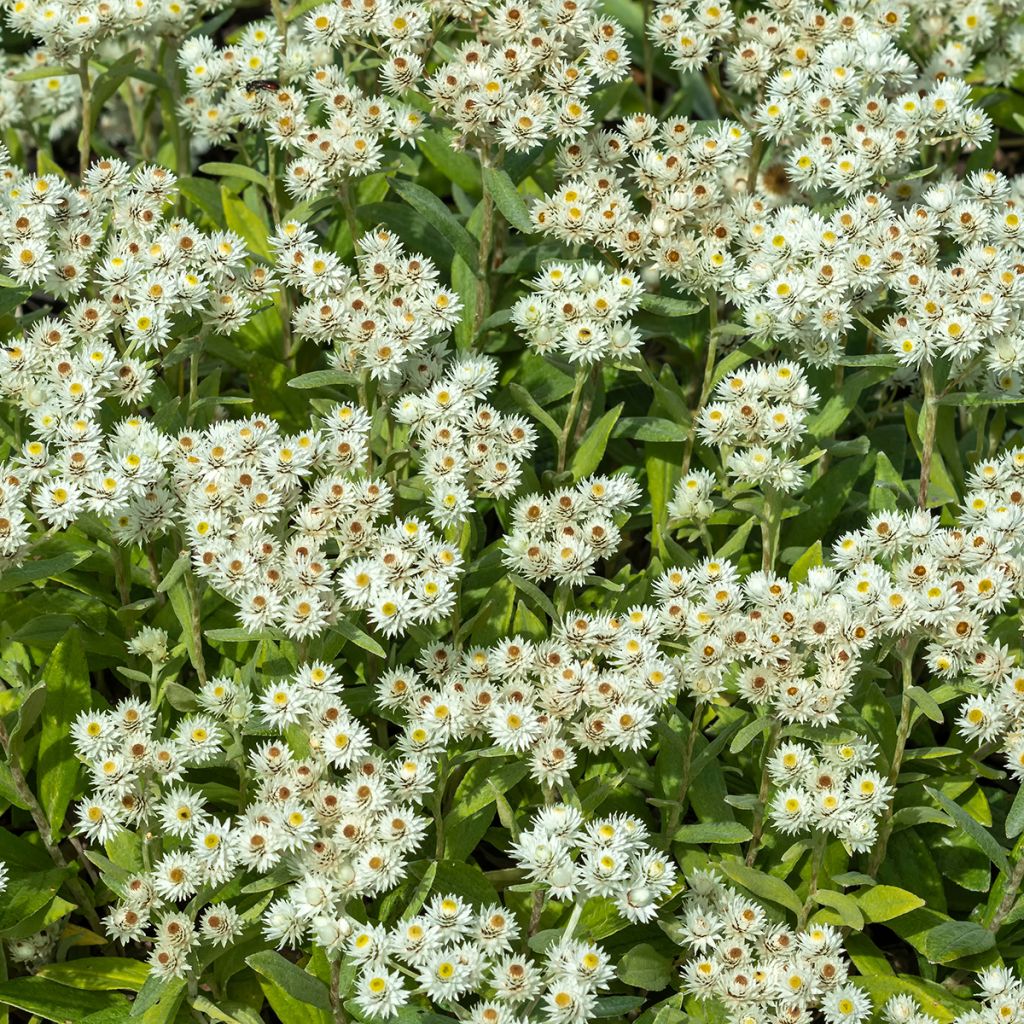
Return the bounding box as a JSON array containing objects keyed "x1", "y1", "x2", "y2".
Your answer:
[
  {"x1": 572, "y1": 404, "x2": 623, "y2": 481},
  {"x1": 509, "y1": 383, "x2": 560, "y2": 439},
  {"x1": 483, "y1": 166, "x2": 535, "y2": 233},
  {"x1": 199, "y1": 161, "x2": 271, "y2": 192},
  {"x1": 0, "y1": 977, "x2": 126, "y2": 1022},
  {"x1": 788, "y1": 540, "x2": 823, "y2": 584},
  {"x1": 0, "y1": 551, "x2": 92, "y2": 592},
  {"x1": 614, "y1": 417, "x2": 689, "y2": 443},
  {"x1": 639, "y1": 293, "x2": 705, "y2": 317},
  {"x1": 907, "y1": 686, "x2": 944, "y2": 724},
  {"x1": 920, "y1": 920, "x2": 997, "y2": 964},
  {"x1": 38, "y1": 630, "x2": 91, "y2": 837},
  {"x1": 616, "y1": 944, "x2": 673, "y2": 991},
  {"x1": 285, "y1": 369, "x2": 360, "y2": 390},
  {"x1": 508, "y1": 573, "x2": 559, "y2": 621},
  {"x1": 330, "y1": 617, "x2": 387, "y2": 659},
  {"x1": 221, "y1": 187, "x2": 271, "y2": 261},
  {"x1": 719, "y1": 861, "x2": 803, "y2": 916},
  {"x1": 813, "y1": 889, "x2": 864, "y2": 929},
  {"x1": 390, "y1": 179, "x2": 478, "y2": 273},
  {"x1": 858, "y1": 885, "x2": 926, "y2": 923},
  {"x1": 418, "y1": 128, "x2": 481, "y2": 194},
  {"x1": 926, "y1": 786, "x2": 1009, "y2": 875},
  {"x1": 673, "y1": 821, "x2": 752, "y2": 844},
  {"x1": 245, "y1": 952, "x2": 332, "y2": 1011},
  {"x1": 1006, "y1": 787, "x2": 1024, "y2": 839},
  {"x1": 37, "y1": 960, "x2": 150, "y2": 992}
]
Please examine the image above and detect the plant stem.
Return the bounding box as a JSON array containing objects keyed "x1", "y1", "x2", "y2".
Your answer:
[
  {"x1": 77, "y1": 55, "x2": 92, "y2": 179},
  {"x1": 868, "y1": 640, "x2": 917, "y2": 876},
  {"x1": 330, "y1": 956, "x2": 349, "y2": 1024},
  {"x1": 557, "y1": 367, "x2": 588, "y2": 474},
  {"x1": 663, "y1": 702, "x2": 703, "y2": 842},
  {"x1": 184, "y1": 568, "x2": 208, "y2": 686},
  {"x1": 474, "y1": 150, "x2": 495, "y2": 336},
  {"x1": 746, "y1": 718, "x2": 781, "y2": 866},
  {"x1": 988, "y1": 850, "x2": 1024, "y2": 932},
  {"x1": 760, "y1": 486, "x2": 782, "y2": 572},
  {"x1": 682, "y1": 293, "x2": 718, "y2": 475},
  {"x1": 433, "y1": 754, "x2": 449, "y2": 860},
  {"x1": 798, "y1": 833, "x2": 827, "y2": 928},
  {"x1": 918, "y1": 359, "x2": 937, "y2": 508}
]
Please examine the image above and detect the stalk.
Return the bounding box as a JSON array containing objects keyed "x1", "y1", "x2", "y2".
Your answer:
[
  {"x1": 557, "y1": 367, "x2": 589, "y2": 474},
  {"x1": 917, "y1": 359, "x2": 937, "y2": 508},
  {"x1": 682, "y1": 293, "x2": 718, "y2": 475},
  {"x1": 663, "y1": 702, "x2": 704, "y2": 842},
  {"x1": 745, "y1": 718, "x2": 781, "y2": 866},
  {"x1": 77, "y1": 54, "x2": 92, "y2": 179},
  {"x1": 867, "y1": 639, "x2": 918, "y2": 876}
]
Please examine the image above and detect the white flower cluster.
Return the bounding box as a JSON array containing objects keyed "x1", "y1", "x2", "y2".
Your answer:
[
  {"x1": 767, "y1": 736, "x2": 892, "y2": 853},
  {"x1": 510, "y1": 804, "x2": 677, "y2": 923},
  {"x1": 175, "y1": 411, "x2": 463, "y2": 640},
  {"x1": 0, "y1": 155, "x2": 262, "y2": 340},
  {"x1": 177, "y1": 22, "x2": 338, "y2": 153},
  {"x1": 696, "y1": 361, "x2": 819, "y2": 492},
  {"x1": 278, "y1": 223, "x2": 464, "y2": 380},
  {"x1": 882, "y1": 968, "x2": 1024, "y2": 1024},
  {"x1": 647, "y1": 0, "x2": 991, "y2": 171},
  {"x1": 423, "y1": 0, "x2": 632, "y2": 151},
  {"x1": 378, "y1": 609, "x2": 680, "y2": 786},
  {"x1": 503, "y1": 474, "x2": 642, "y2": 586},
  {"x1": 72, "y1": 662, "x2": 441, "y2": 978},
  {"x1": 669, "y1": 468, "x2": 717, "y2": 522},
  {"x1": 391, "y1": 354, "x2": 539, "y2": 524},
  {"x1": 511, "y1": 263, "x2": 643, "y2": 364},
  {"x1": 345, "y1": 895, "x2": 617, "y2": 1022},
  {"x1": 3, "y1": 0, "x2": 226, "y2": 61},
  {"x1": 677, "y1": 870, "x2": 871, "y2": 1024}
]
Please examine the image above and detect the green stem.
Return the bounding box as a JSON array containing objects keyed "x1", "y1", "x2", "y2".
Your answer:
[
  {"x1": 474, "y1": 150, "x2": 495, "y2": 336},
  {"x1": 557, "y1": 367, "x2": 588, "y2": 474},
  {"x1": 868, "y1": 640, "x2": 917, "y2": 876},
  {"x1": 760, "y1": 486, "x2": 782, "y2": 573},
  {"x1": 184, "y1": 568, "x2": 208, "y2": 686},
  {"x1": 682, "y1": 293, "x2": 718, "y2": 474},
  {"x1": 746, "y1": 719, "x2": 781, "y2": 866},
  {"x1": 663, "y1": 702, "x2": 703, "y2": 842},
  {"x1": 77, "y1": 55, "x2": 92, "y2": 179},
  {"x1": 798, "y1": 833, "x2": 827, "y2": 929},
  {"x1": 918, "y1": 359, "x2": 937, "y2": 509}
]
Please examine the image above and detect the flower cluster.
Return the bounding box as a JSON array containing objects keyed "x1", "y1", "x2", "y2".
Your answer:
[
  {"x1": 503, "y1": 474, "x2": 641, "y2": 585},
  {"x1": 882, "y1": 968, "x2": 1024, "y2": 1024},
  {"x1": 347, "y1": 894, "x2": 617, "y2": 1022},
  {"x1": 677, "y1": 870, "x2": 871, "y2": 1024},
  {"x1": 423, "y1": 0, "x2": 632, "y2": 151},
  {"x1": 175, "y1": 411, "x2": 463, "y2": 640},
  {"x1": 278, "y1": 223, "x2": 463, "y2": 380},
  {"x1": 378, "y1": 609, "x2": 680, "y2": 787},
  {"x1": 696, "y1": 361, "x2": 819, "y2": 492},
  {"x1": 74, "y1": 661, "x2": 440, "y2": 978},
  {"x1": 511, "y1": 804, "x2": 677, "y2": 923},
  {"x1": 391, "y1": 354, "x2": 538, "y2": 523},
  {"x1": 767, "y1": 736, "x2": 892, "y2": 853},
  {"x1": 511, "y1": 263, "x2": 643, "y2": 364}
]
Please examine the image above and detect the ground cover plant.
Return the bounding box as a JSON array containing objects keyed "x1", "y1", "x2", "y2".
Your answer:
[{"x1": 5, "y1": 0, "x2": 1024, "y2": 1021}]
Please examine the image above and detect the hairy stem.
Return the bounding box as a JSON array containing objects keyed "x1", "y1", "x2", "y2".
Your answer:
[
  {"x1": 746, "y1": 718, "x2": 781, "y2": 867},
  {"x1": 918, "y1": 359, "x2": 937, "y2": 508}
]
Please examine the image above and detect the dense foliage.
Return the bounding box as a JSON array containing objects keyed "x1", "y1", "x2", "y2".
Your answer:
[{"x1": 3, "y1": 0, "x2": 1024, "y2": 1023}]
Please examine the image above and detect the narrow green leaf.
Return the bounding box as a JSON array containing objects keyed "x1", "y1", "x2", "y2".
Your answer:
[
  {"x1": 572, "y1": 404, "x2": 623, "y2": 480},
  {"x1": 390, "y1": 179, "x2": 478, "y2": 273},
  {"x1": 199, "y1": 161, "x2": 271, "y2": 192},
  {"x1": 245, "y1": 951, "x2": 332, "y2": 1012},
  {"x1": 719, "y1": 861, "x2": 803, "y2": 916},
  {"x1": 673, "y1": 821, "x2": 752, "y2": 844},
  {"x1": 639, "y1": 293, "x2": 705, "y2": 317},
  {"x1": 926, "y1": 786, "x2": 1009, "y2": 875},
  {"x1": 38, "y1": 630, "x2": 91, "y2": 838},
  {"x1": 330, "y1": 617, "x2": 387, "y2": 659},
  {"x1": 483, "y1": 166, "x2": 535, "y2": 233}
]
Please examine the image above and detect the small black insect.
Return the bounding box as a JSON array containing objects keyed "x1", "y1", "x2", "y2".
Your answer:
[{"x1": 245, "y1": 79, "x2": 280, "y2": 92}]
